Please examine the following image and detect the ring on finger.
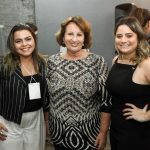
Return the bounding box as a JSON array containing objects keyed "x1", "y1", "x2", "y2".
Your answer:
[{"x1": 0, "y1": 131, "x2": 3, "y2": 135}]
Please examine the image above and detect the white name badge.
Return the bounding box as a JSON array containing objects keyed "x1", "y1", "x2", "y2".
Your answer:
[{"x1": 28, "y1": 82, "x2": 41, "y2": 100}]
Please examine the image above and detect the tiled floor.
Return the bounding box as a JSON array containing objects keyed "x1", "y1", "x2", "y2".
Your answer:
[{"x1": 45, "y1": 132, "x2": 111, "y2": 150}]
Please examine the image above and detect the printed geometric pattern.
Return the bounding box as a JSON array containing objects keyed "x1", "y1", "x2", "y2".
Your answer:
[{"x1": 46, "y1": 53, "x2": 110, "y2": 149}]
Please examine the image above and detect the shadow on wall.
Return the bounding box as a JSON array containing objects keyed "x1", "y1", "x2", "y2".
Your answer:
[{"x1": 115, "y1": 3, "x2": 137, "y2": 25}]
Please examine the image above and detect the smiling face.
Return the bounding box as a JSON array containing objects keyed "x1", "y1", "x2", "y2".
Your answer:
[
  {"x1": 115, "y1": 24, "x2": 138, "y2": 57},
  {"x1": 13, "y1": 29, "x2": 35, "y2": 59},
  {"x1": 63, "y1": 22, "x2": 85, "y2": 53}
]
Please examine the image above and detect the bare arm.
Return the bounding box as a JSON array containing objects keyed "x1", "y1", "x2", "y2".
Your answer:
[
  {"x1": 95, "y1": 112, "x2": 111, "y2": 150},
  {"x1": 123, "y1": 58, "x2": 150, "y2": 122},
  {"x1": 44, "y1": 112, "x2": 49, "y2": 135}
]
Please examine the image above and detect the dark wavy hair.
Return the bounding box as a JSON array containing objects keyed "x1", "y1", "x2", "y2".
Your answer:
[{"x1": 5, "y1": 23, "x2": 44, "y2": 73}]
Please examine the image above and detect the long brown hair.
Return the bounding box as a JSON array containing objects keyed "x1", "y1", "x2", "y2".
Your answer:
[{"x1": 5, "y1": 23, "x2": 45, "y2": 73}]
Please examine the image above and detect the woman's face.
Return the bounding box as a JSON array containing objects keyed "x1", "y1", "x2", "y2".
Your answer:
[
  {"x1": 115, "y1": 24, "x2": 138, "y2": 56},
  {"x1": 63, "y1": 22, "x2": 84, "y2": 53},
  {"x1": 14, "y1": 29, "x2": 35, "y2": 59},
  {"x1": 144, "y1": 20, "x2": 150, "y2": 34}
]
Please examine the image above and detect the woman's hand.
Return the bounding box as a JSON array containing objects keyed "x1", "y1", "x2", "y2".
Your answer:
[
  {"x1": 0, "y1": 122, "x2": 8, "y2": 141},
  {"x1": 95, "y1": 131, "x2": 107, "y2": 150},
  {"x1": 123, "y1": 103, "x2": 149, "y2": 122}
]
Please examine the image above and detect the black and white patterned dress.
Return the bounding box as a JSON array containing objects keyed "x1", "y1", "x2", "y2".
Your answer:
[{"x1": 46, "y1": 53, "x2": 111, "y2": 150}]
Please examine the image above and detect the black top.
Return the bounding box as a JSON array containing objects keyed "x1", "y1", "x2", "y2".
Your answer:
[
  {"x1": 106, "y1": 61, "x2": 150, "y2": 150},
  {"x1": 23, "y1": 74, "x2": 43, "y2": 112},
  {"x1": 0, "y1": 62, "x2": 50, "y2": 124},
  {"x1": 106, "y1": 62, "x2": 150, "y2": 107}
]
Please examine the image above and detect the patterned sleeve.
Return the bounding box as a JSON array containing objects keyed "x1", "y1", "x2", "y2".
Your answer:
[{"x1": 98, "y1": 56, "x2": 112, "y2": 113}]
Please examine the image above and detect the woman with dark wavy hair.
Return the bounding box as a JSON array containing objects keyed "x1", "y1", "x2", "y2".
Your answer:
[{"x1": 0, "y1": 23, "x2": 49, "y2": 150}]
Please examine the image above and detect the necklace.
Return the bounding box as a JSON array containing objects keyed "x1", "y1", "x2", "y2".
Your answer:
[{"x1": 21, "y1": 64, "x2": 34, "y2": 76}]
